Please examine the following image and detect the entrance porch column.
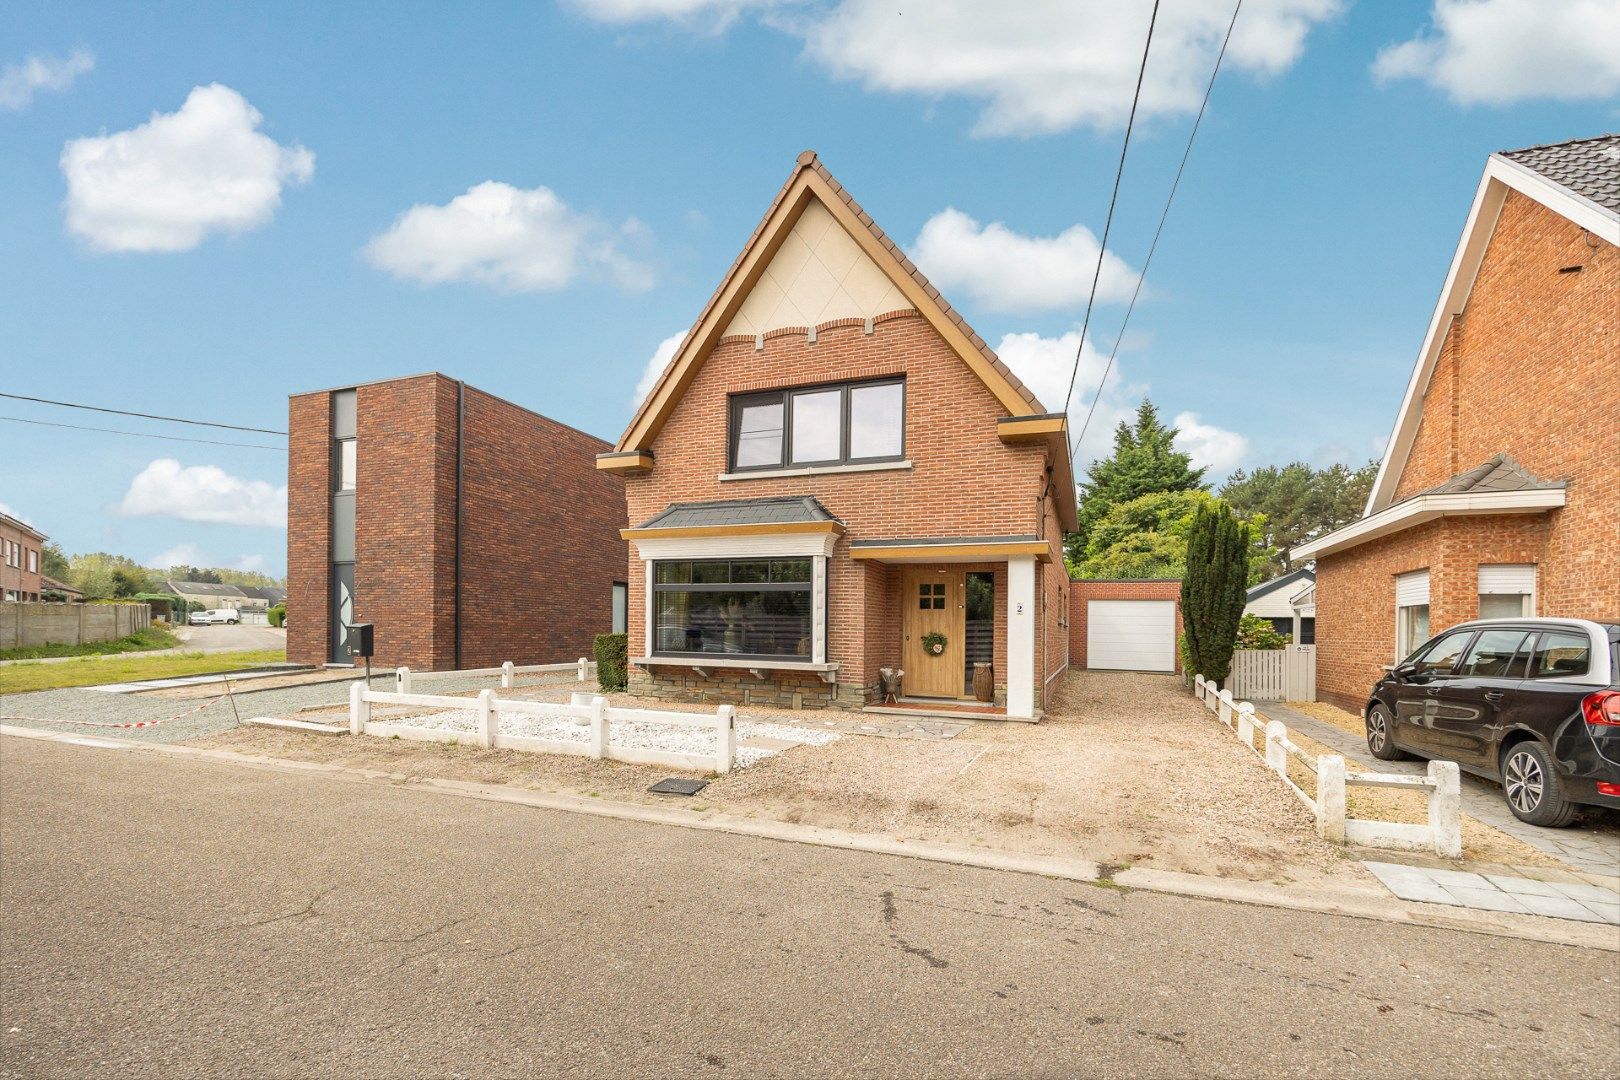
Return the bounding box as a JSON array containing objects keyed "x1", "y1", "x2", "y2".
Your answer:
[{"x1": 1007, "y1": 556, "x2": 1036, "y2": 718}]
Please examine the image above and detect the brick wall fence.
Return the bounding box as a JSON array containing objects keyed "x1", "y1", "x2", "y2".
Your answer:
[
  {"x1": 1068, "y1": 579, "x2": 1183, "y2": 673},
  {"x1": 2, "y1": 603, "x2": 151, "y2": 650}
]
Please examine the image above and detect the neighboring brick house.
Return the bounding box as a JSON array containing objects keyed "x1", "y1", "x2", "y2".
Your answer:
[
  {"x1": 287, "y1": 373, "x2": 627, "y2": 671},
  {"x1": 1294, "y1": 136, "x2": 1619, "y2": 712},
  {"x1": 1, "y1": 510, "x2": 46, "y2": 603},
  {"x1": 598, "y1": 151, "x2": 1076, "y2": 719}
]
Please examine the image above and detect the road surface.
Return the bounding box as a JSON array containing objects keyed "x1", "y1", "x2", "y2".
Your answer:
[{"x1": 2, "y1": 736, "x2": 1615, "y2": 1078}]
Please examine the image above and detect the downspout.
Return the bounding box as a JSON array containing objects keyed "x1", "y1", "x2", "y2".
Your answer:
[
  {"x1": 1037, "y1": 465, "x2": 1053, "y2": 706},
  {"x1": 455, "y1": 380, "x2": 465, "y2": 671}
]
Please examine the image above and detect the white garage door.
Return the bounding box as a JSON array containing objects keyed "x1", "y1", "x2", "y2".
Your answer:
[{"x1": 1087, "y1": 600, "x2": 1176, "y2": 672}]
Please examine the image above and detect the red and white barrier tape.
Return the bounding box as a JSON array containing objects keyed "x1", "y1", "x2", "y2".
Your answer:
[{"x1": 1, "y1": 692, "x2": 224, "y2": 729}]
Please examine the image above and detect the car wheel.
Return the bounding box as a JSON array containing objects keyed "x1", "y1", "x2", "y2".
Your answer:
[
  {"x1": 1366, "y1": 704, "x2": 1406, "y2": 761},
  {"x1": 1501, "y1": 741, "x2": 1578, "y2": 828}
]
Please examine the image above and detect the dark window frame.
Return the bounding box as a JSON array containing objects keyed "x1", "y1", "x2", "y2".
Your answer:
[
  {"x1": 1526, "y1": 629, "x2": 1592, "y2": 679},
  {"x1": 611, "y1": 581, "x2": 629, "y2": 635},
  {"x1": 650, "y1": 557, "x2": 815, "y2": 662},
  {"x1": 332, "y1": 437, "x2": 357, "y2": 494},
  {"x1": 727, "y1": 377, "x2": 906, "y2": 473}
]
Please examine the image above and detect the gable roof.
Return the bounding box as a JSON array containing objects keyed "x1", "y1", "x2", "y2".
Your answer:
[
  {"x1": 166, "y1": 579, "x2": 247, "y2": 598},
  {"x1": 1245, "y1": 566, "x2": 1314, "y2": 604},
  {"x1": 614, "y1": 150, "x2": 1045, "y2": 457},
  {"x1": 0, "y1": 511, "x2": 45, "y2": 541},
  {"x1": 1366, "y1": 136, "x2": 1620, "y2": 514}
]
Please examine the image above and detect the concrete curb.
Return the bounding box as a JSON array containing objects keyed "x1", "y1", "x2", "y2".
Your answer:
[{"x1": 5, "y1": 724, "x2": 1616, "y2": 952}]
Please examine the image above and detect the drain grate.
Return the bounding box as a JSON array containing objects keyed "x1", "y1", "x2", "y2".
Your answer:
[{"x1": 648, "y1": 777, "x2": 709, "y2": 796}]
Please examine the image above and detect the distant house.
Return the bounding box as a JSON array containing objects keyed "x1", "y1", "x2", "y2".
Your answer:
[
  {"x1": 1244, "y1": 568, "x2": 1315, "y2": 644},
  {"x1": 238, "y1": 585, "x2": 287, "y2": 608},
  {"x1": 1, "y1": 510, "x2": 46, "y2": 603},
  {"x1": 40, "y1": 575, "x2": 85, "y2": 602},
  {"x1": 164, "y1": 580, "x2": 259, "y2": 613},
  {"x1": 1292, "y1": 135, "x2": 1619, "y2": 712}
]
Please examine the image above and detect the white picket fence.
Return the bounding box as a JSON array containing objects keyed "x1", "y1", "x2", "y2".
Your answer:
[
  {"x1": 1193, "y1": 674, "x2": 1460, "y2": 858},
  {"x1": 349, "y1": 683, "x2": 735, "y2": 774},
  {"x1": 391, "y1": 658, "x2": 593, "y2": 694},
  {"x1": 1228, "y1": 645, "x2": 1316, "y2": 701}
]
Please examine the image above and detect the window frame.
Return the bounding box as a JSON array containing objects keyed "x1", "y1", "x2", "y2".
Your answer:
[
  {"x1": 727, "y1": 377, "x2": 906, "y2": 473},
  {"x1": 650, "y1": 557, "x2": 816, "y2": 662},
  {"x1": 611, "y1": 581, "x2": 628, "y2": 635},
  {"x1": 1525, "y1": 629, "x2": 1592, "y2": 680},
  {"x1": 1406, "y1": 627, "x2": 1475, "y2": 675},
  {"x1": 333, "y1": 437, "x2": 357, "y2": 494},
  {"x1": 1456, "y1": 628, "x2": 1534, "y2": 679}
]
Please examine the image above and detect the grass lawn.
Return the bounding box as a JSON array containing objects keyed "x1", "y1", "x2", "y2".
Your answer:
[
  {"x1": 0, "y1": 625, "x2": 182, "y2": 662},
  {"x1": 0, "y1": 649, "x2": 287, "y2": 695}
]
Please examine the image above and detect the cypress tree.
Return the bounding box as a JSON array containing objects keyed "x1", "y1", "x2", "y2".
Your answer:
[{"x1": 1180, "y1": 500, "x2": 1250, "y2": 685}]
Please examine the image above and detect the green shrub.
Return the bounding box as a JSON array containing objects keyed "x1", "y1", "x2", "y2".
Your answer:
[
  {"x1": 267, "y1": 604, "x2": 287, "y2": 628},
  {"x1": 1236, "y1": 614, "x2": 1288, "y2": 650},
  {"x1": 594, "y1": 632, "x2": 628, "y2": 692}
]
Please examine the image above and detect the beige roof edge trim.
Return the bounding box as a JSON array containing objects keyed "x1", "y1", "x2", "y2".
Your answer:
[
  {"x1": 1366, "y1": 157, "x2": 1620, "y2": 515},
  {"x1": 615, "y1": 155, "x2": 1040, "y2": 453},
  {"x1": 1291, "y1": 487, "x2": 1566, "y2": 563}
]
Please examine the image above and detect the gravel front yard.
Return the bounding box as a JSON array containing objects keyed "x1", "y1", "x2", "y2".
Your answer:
[{"x1": 197, "y1": 671, "x2": 1371, "y2": 889}]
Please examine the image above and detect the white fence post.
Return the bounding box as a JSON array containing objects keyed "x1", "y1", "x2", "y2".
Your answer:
[
  {"x1": 1429, "y1": 760, "x2": 1462, "y2": 859},
  {"x1": 1236, "y1": 702, "x2": 1255, "y2": 747},
  {"x1": 578, "y1": 657, "x2": 588, "y2": 683},
  {"x1": 1316, "y1": 755, "x2": 1346, "y2": 842},
  {"x1": 715, "y1": 704, "x2": 736, "y2": 774},
  {"x1": 477, "y1": 689, "x2": 497, "y2": 749},
  {"x1": 1194, "y1": 674, "x2": 1205, "y2": 701},
  {"x1": 349, "y1": 681, "x2": 369, "y2": 736},
  {"x1": 1218, "y1": 689, "x2": 1233, "y2": 728},
  {"x1": 1264, "y1": 720, "x2": 1288, "y2": 775},
  {"x1": 588, "y1": 695, "x2": 609, "y2": 759},
  {"x1": 502, "y1": 661, "x2": 514, "y2": 690},
  {"x1": 395, "y1": 666, "x2": 412, "y2": 693}
]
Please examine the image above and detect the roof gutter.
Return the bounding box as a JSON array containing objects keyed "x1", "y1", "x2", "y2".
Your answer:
[{"x1": 1290, "y1": 487, "x2": 1566, "y2": 563}]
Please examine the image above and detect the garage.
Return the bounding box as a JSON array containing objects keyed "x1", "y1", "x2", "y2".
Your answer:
[{"x1": 1086, "y1": 599, "x2": 1177, "y2": 672}]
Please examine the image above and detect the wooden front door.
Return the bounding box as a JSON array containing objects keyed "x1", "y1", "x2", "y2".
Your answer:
[{"x1": 902, "y1": 568, "x2": 965, "y2": 698}]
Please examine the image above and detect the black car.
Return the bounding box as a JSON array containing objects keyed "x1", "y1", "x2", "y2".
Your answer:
[{"x1": 1365, "y1": 618, "x2": 1620, "y2": 827}]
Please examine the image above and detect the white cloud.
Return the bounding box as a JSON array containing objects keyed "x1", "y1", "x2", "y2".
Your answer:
[
  {"x1": 995, "y1": 329, "x2": 1140, "y2": 469},
  {"x1": 0, "y1": 48, "x2": 94, "y2": 111},
  {"x1": 60, "y1": 83, "x2": 314, "y2": 253},
  {"x1": 364, "y1": 181, "x2": 654, "y2": 294},
  {"x1": 1173, "y1": 411, "x2": 1251, "y2": 475},
  {"x1": 0, "y1": 501, "x2": 36, "y2": 528},
  {"x1": 231, "y1": 553, "x2": 267, "y2": 572},
  {"x1": 565, "y1": 0, "x2": 785, "y2": 31},
  {"x1": 633, "y1": 330, "x2": 688, "y2": 409},
  {"x1": 118, "y1": 459, "x2": 287, "y2": 528},
  {"x1": 910, "y1": 208, "x2": 1137, "y2": 315},
  {"x1": 147, "y1": 542, "x2": 203, "y2": 570},
  {"x1": 1373, "y1": 0, "x2": 1620, "y2": 104}
]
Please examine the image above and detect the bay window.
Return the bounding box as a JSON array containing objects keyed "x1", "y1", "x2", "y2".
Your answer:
[
  {"x1": 652, "y1": 558, "x2": 814, "y2": 659},
  {"x1": 728, "y1": 378, "x2": 904, "y2": 472}
]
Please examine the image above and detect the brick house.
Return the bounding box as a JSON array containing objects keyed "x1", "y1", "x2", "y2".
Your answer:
[
  {"x1": 1, "y1": 510, "x2": 46, "y2": 603},
  {"x1": 287, "y1": 373, "x2": 627, "y2": 671},
  {"x1": 1293, "y1": 136, "x2": 1619, "y2": 712},
  {"x1": 598, "y1": 151, "x2": 1076, "y2": 719}
]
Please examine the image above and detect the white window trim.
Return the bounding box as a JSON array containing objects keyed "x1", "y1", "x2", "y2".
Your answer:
[
  {"x1": 636, "y1": 542, "x2": 830, "y2": 666},
  {"x1": 718, "y1": 459, "x2": 912, "y2": 482}
]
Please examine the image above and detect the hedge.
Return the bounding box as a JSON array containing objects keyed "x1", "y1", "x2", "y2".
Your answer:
[{"x1": 594, "y1": 632, "x2": 628, "y2": 692}]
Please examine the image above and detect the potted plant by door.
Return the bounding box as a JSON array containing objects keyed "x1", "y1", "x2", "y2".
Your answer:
[{"x1": 921, "y1": 631, "x2": 947, "y2": 656}]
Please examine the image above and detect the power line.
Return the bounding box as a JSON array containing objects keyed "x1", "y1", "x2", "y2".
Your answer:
[
  {"x1": 0, "y1": 392, "x2": 288, "y2": 436},
  {"x1": 1059, "y1": 0, "x2": 1161, "y2": 427},
  {"x1": 0, "y1": 414, "x2": 287, "y2": 451},
  {"x1": 1071, "y1": 0, "x2": 1243, "y2": 462}
]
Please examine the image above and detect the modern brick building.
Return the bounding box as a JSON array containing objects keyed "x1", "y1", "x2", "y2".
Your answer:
[
  {"x1": 1, "y1": 510, "x2": 46, "y2": 603},
  {"x1": 287, "y1": 373, "x2": 627, "y2": 671},
  {"x1": 599, "y1": 151, "x2": 1075, "y2": 719},
  {"x1": 1294, "y1": 136, "x2": 1619, "y2": 712}
]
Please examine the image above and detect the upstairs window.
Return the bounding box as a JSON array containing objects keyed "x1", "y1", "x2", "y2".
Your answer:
[
  {"x1": 334, "y1": 438, "x2": 357, "y2": 493},
  {"x1": 728, "y1": 378, "x2": 904, "y2": 472}
]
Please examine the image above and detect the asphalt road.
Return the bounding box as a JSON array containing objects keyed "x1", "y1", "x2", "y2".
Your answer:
[
  {"x1": 172, "y1": 623, "x2": 287, "y2": 653},
  {"x1": 3, "y1": 737, "x2": 1616, "y2": 1079}
]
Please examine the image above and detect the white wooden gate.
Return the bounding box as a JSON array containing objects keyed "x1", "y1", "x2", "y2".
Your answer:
[{"x1": 1228, "y1": 646, "x2": 1315, "y2": 701}]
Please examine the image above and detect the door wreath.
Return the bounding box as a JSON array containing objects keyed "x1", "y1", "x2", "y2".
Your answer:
[{"x1": 921, "y1": 631, "x2": 948, "y2": 656}]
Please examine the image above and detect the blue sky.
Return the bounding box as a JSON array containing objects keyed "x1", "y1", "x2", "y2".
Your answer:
[{"x1": 3, "y1": 1, "x2": 1617, "y2": 577}]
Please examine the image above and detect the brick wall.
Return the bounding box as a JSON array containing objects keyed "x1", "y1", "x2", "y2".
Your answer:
[
  {"x1": 1316, "y1": 190, "x2": 1619, "y2": 710},
  {"x1": 287, "y1": 374, "x2": 626, "y2": 671},
  {"x1": 1067, "y1": 579, "x2": 1183, "y2": 672},
  {"x1": 622, "y1": 312, "x2": 1060, "y2": 707}
]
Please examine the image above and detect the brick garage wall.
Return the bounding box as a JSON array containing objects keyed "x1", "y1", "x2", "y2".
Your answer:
[
  {"x1": 286, "y1": 392, "x2": 332, "y2": 667},
  {"x1": 1314, "y1": 514, "x2": 1551, "y2": 713},
  {"x1": 1068, "y1": 579, "x2": 1182, "y2": 673},
  {"x1": 458, "y1": 386, "x2": 626, "y2": 668},
  {"x1": 1314, "y1": 191, "x2": 1619, "y2": 710},
  {"x1": 622, "y1": 312, "x2": 1059, "y2": 708}
]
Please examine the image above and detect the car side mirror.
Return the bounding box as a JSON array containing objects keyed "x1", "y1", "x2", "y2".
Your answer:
[{"x1": 1387, "y1": 661, "x2": 1420, "y2": 681}]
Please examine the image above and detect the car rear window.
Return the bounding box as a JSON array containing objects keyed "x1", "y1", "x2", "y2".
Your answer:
[{"x1": 1527, "y1": 631, "x2": 1590, "y2": 679}]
